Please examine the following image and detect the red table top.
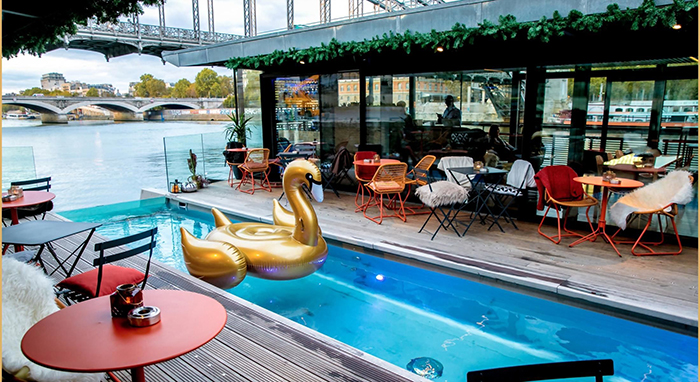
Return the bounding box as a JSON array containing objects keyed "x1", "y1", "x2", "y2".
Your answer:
[
  {"x1": 2, "y1": 191, "x2": 55, "y2": 209},
  {"x1": 573, "y1": 176, "x2": 644, "y2": 188},
  {"x1": 22, "y1": 290, "x2": 226, "y2": 373},
  {"x1": 608, "y1": 164, "x2": 667, "y2": 173},
  {"x1": 353, "y1": 159, "x2": 400, "y2": 167}
]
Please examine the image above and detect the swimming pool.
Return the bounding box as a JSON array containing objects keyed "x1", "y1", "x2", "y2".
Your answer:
[{"x1": 60, "y1": 198, "x2": 698, "y2": 382}]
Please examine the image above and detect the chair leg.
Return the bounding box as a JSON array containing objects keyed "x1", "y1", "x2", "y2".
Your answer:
[
  {"x1": 616, "y1": 214, "x2": 683, "y2": 256},
  {"x1": 538, "y1": 206, "x2": 593, "y2": 244},
  {"x1": 355, "y1": 182, "x2": 368, "y2": 212}
]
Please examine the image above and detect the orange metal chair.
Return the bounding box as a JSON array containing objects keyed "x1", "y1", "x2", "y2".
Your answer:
[
  {"x1": 610, "y1": 175, "x2": 693, "y2": 256},
  {"x1": 363, "y1": 162, "x2": 408, "y2": 224},
  {"x1": 354, "y1": 151, "x2": 377, "y2": 211},
  {"x1": 405, "y1": 155, "x2": 436, "y2": 188},
  {"x1": 236, "y1": 148, "x2": 272, "y2": 194}
]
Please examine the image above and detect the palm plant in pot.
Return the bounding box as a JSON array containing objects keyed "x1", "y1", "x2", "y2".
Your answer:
[{"x1": 223, "y1": 112, "x2": 253, "y2": 179}]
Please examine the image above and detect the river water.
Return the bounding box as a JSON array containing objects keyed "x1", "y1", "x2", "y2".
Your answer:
[{"x1": 2, "y1": 119, "x2": 228, "y2": 212}]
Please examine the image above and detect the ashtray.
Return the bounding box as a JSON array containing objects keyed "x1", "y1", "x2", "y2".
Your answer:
[
  {"x1": 127, "y1": 306, "x2": 161, "y2": 327},
  {"x1": 2, "y1": 194, "x2": 18, "y2": 202},
  {"x1": 609, "y1": 179, "x2": 621, "y2": 185}
]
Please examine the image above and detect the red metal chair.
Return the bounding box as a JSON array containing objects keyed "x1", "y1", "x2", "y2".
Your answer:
[
  {"x1": 534, "y1": 166, "x2": 598, "y2": 244},
  {"x1": 354, "y1": 151, "x2": 377, "y2": 211},
  {"x1": 237, "y1": 148, "x2": 272, "y2": 194}
]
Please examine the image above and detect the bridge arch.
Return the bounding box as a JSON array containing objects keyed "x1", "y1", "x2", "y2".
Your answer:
[
  {"x1": 1, "y1": 100, "x2": 63, "y2": 114},
  {"x1": 61, "y1": 101, "x2": 140, "y2": 114},
  {"x1": 139, "y1": 102, "x2": 199, "y2": 112}
]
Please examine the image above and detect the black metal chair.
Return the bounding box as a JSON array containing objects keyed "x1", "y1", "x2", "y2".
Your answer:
[
  {"x1": 467, "y1": 359, "x2": 614, "y2": 382},
  {"x1": 56, "y1": 228, "x2": 157, "y2": 304},
  {"x1": 2, "y1": 177, "x2": 53, "y2": 226}
]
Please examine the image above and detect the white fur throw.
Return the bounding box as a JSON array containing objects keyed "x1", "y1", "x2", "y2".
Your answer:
[
  {"x1": 415, "y1": 181, "x2": 469, "y2": 207},
  {"x1": 609, "y1": 170, "x2": 694, "y2": 230},
  {"x1": 2, "y1": 257, "x2": 103, "y2": 382}
]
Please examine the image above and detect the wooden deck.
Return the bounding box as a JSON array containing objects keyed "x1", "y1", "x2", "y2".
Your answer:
[
  {"x1": 146, "y1": 180, "x2": 698, "y2": 333},
  {"x1": 21, "y1": 213, "x2": 424, "y2": 382}
]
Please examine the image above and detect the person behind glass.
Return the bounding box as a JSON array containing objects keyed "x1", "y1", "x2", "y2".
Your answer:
[
  {"x1": 437, "y1": 95, "x2": 461, "y2": 127},
  {"x1": 488, "y1": 125, "x2": 516, "y2": 162},
  {"x1": 397, "y1": 101, "x2": 419, "y2": 164}
]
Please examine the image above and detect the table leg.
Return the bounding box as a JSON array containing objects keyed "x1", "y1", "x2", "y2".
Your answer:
[
  {"x1": 131, "y1": 366, "x2": 146, "y2": 382},
  {"x1": 569, "y1": 186, "x2": 623, "y2": 257}
]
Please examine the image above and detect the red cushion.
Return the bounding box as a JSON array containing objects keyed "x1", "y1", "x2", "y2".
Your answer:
[{"x1": 57, "y1": 265, "x2": 145, "y2": 298}]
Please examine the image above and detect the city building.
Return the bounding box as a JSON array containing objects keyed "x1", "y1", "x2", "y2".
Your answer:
[{"x1": 40, "y1": 72, "x2": 67, "y2": 91}]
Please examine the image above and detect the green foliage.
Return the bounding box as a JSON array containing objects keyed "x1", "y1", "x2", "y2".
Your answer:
[
  {"x1": 222, "y1": 95, "x2": 236, "y2": 108},
  {"x1": 134, "y1": 74, "x2": 168, "y2": 97},
  {"x1": 3, "y1": 0, "x2": 163, "y2": 58},
  {"x1": 226, "y1": 0, "x2": 697, "y2": 70},
  {"x1": 171, "y1": 79, "x2": 191, "y2": 98},
  {"x1": 20, "y1": 87, "x2": 49, "y2": 96},
  {"x1": 187, "y1": 149, "x2": 198, "y2": 177},
  {"x1": 85, "y1": 88, "x2": 99, "y2": 97},
  {"x1": 224, "y1": 112, "x2": 253, "y2": 146},
  {"x1": 195, "y1": 68, "x2": 219, "y2": 97}
]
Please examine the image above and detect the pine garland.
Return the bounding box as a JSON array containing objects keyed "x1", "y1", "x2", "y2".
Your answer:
[{"x1": 225, "y1": 0, "x2": 697, "y2": 70}]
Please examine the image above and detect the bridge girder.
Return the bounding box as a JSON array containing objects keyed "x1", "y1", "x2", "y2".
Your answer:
[{"x1": 2, "y1": 97, "x2": 208, "y2": 115}]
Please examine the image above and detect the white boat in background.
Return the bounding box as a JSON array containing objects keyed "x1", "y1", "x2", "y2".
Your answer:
[{"x1": 4, "y1": 112, "x2": 30, "y2": 119}]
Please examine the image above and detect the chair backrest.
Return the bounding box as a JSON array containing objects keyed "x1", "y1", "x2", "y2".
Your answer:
[
  {"x1": 293, "y1": 143, "x2": 317, "y2": 158},
  {"x1": 370, "y1": 163, "x2": 408, "y2": 191},
  {"x1": 331, "y1": 147, "x2": 354, "y2": 174},
  {"x1": 534, "y1": 165, "x2": 583, "y2": 203},
  {"x1": 467, "y1": 359, "x2": 614, "y2": 382},
  {"x1": 411, "y1": 155, "x2": 436, "y2": 186},
  {"x1": 93, "y1": 228, "x2": 158, "y2": 297},
  {"x1": 244, "y1": 148, "x2": 270, "y2": 170},
  {"x1": 595, "y1": 155, "x2": 604, "y2": 175},
  {"x1": 506, "y1": 159, "x2": 536, "y2": 189},
  {"x1": 615, "y1": 149, "x2": 625, "y2": 158},
  {"x1": 437, "y1": 156, "x2": 474, "y2": 187},
  {"x1": 11, "y1": 177, "x2": 51, "y2": 192}
]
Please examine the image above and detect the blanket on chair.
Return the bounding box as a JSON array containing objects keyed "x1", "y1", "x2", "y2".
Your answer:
[
  {"x1": 609, "y1": 170, "x2": 694, "y2": 230},
  {"x1": 2, "y1": 257, "x2": 103, "y2": 382}
]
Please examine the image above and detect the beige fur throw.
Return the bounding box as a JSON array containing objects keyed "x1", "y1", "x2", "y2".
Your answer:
[
  {"x1": 416, "y1": 181, "x2": 469, "y2": 208},
  {"x1": 609, "y1": 170, "x2": 694, "y2": 230}
]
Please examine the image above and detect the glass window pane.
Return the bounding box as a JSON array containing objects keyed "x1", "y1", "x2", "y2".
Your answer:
[
  {"x1": 660, "y1": 78, "x2": 698, "y2": 172},
  {"x1": 274, "y1": 75, "x2": 320, "y2": 149},
  {"x1": 541, "y1": 78, "x2": 574, "y2": 167}
]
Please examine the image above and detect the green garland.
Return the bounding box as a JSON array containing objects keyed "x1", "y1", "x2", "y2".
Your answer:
[{"x1": 225, "y1": 0, "x2": 696, "y2": 70}]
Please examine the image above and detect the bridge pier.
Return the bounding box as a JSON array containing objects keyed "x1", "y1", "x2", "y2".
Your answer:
[
  {"x1": 40, "y1": 113, "x2": 69, "y2": 124},
  {"x1": 113, "y1": 112, "x2": 144, "y2": 121}
]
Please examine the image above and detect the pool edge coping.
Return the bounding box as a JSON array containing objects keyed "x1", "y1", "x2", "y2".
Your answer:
[{"x1": 144, "y1": 188, "x2": 699, "y2": 333}]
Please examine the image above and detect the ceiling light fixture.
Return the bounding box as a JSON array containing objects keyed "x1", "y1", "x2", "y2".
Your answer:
[
  {"x1": 436, "y1": 46, "x2": 444, "y2": 53},
  {"x1": 672, "y1": 23, "x2": 682, "y2": 29},
  {"x1": 299, "y1": 60, "x2": 305, "y2": 64}
]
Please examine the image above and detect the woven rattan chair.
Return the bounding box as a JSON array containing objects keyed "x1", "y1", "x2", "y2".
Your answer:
[
  {"x1": 363, "y1": 162, "x2": 408, "y2": 224},
  {"x1": 237, "y1": 148, "x2": 272, "y2": 194},
  {"x1": 405, "y1": 155, "x2": 436, "y2": 187},
  {"x1": 354, "y1": 151, "x2": 377, "y2": 211}
]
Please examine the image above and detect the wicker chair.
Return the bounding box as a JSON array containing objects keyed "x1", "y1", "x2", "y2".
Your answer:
[
  {"x1": 405, "y1": 155, "x2": 436, "y2": 187},
  {"x1": 237, "y1": 148, "x2": 272, "y2": 194},
  {"x1": 363, "y1": 163, "x2": 408, "y2": 224}
]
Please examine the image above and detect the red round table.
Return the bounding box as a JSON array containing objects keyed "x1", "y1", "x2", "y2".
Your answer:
[
  {"x1": 353, "y1": 159, "x2": 400, "y2": 167},
  {"x1": 2, "y1": 191, "x2": 55, "y2": 225},
  {"x1": 22, "y1": 289, "x2": 227, "y2": 382},
  {"x1": 570, "y1": 176, "x2": 644, "y2": 256}
]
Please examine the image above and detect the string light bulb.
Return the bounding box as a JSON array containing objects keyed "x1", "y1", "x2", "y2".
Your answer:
[
  {"x1": 672, "y1": 23, "x2": 682, "y2": 29},
  {"x1": 436, "y1": 46, "x2": 444, "y2": 52}
]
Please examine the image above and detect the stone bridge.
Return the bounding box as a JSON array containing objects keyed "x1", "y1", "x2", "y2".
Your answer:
[{"x1": 2, "y1": 96, "x2": 225, "y2": 123}]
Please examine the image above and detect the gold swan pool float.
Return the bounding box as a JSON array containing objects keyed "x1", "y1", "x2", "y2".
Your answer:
[{"x1": 181, "y1": 159, "x2": 328, "y2": 289}]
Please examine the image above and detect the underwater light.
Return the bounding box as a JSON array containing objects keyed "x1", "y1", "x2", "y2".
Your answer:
[
  {"x1": 406, "y1": 357, "x2": 444, "y2": 380},
  {"x1": 375, "y1": 274, "x2": 385, "y2": 281}
]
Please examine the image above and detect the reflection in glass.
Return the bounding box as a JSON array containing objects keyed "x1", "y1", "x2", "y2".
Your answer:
[{"x1": 274, "y1": 75, "x2": 320, "y2": 151}]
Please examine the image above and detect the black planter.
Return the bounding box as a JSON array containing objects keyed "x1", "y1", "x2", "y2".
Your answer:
[{"x1": 223, "y1": 141, "x2": 245, "y2": 179}]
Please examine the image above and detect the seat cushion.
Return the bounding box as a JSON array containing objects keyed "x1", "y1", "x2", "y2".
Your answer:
[
  {"x1": 486, "y1": 184, "x2": 522, "y2": 197},
  {"x1": 57, "y1": 265, "x2": 144, "y2": 298},
  {"x1": 415, "y1": 181, "x2": 469, "y2": 207}
]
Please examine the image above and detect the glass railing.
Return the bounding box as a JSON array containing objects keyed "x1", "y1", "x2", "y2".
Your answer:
[
  {"x1": 163, "y1": 132, "x2": 230, "y2": 188},
  {"x1": 2, "y1": 146, "x2": 37, "y2": 190}
]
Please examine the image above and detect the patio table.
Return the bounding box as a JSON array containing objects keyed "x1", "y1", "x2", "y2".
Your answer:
[
  {"x1": 448, "y1": 166, "x2": 508, "y2": 234},
  {"x1": 2, "y1": 220, "x2": 101, "y2": 277},
  {"x1": 22, "y1": 289, "x2": 226, "y2": 382},
  {"x1": 2, "y1": 190, "x2": 56, "y2": 225}
]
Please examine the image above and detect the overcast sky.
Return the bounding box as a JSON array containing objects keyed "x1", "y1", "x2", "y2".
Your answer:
[{"x1": 1, "y1": 0, "x2": 355, "y2": 94}]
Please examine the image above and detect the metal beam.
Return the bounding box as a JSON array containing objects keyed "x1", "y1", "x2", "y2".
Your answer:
[
  {"x1": 349, "y1": 0, "x2": 363, "y2": 18},
  {"x1": 207, "y1": 0, "x2": 215, "y2": 33},
  {"x1": 287, "y1": 0, "x2": 294, "y2": 30},
  {"x1": 244, "y1": 0, "x2": 257, "y2": 37},
  {"x1": 158, "y1": 4, "x2": 165, "y2": 30},
  {"x1": 192, "y1": 0, "x2": 200, "y2": 40},
  {"x1": 320, "y1": 0, "x2": 331, "y2": 24}
]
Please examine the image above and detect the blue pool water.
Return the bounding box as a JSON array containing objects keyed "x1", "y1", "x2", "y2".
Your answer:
[{"x1": 60, "y1": 198, "x2": 698, "y2": 382}]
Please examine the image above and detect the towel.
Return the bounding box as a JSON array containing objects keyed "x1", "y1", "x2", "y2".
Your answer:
[
  {"x1": 506, "y1": 159, "x2": 536, "y2": 189},
  {"x1": 437, "y1": 156, "x2": 474, "y2": 189},
  {"x1": 609, "y1": 170, "x2": 693, "y2": 229},
  {"x1": 534, "y1": 166, "x2": 584, "y2": 210}
]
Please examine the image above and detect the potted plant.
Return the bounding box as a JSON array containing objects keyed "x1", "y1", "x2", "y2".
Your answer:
[
  {"x1": 223, "y1": 112, "x2": 253, "y2": 179},
  {"x1": 187, "y1": 149, "x2": 202, "y2": 189}
]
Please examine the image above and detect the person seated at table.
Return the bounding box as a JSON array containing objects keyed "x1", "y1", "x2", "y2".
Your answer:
[
  {"x1": 488, "y1": 125, "x2": 516, "y2": 162},
  {"x1": 436, "y1": 95, "x2": 461, "y2": 127}
]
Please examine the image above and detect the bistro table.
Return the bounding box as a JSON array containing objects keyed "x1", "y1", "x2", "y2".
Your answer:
[
  {"x1": 22, "y1": 289, "x2": 226, "y2": 382},
  {"x1": 569, "y1": 176, "x2": 644, "y2": 256},
  {"x1": 448, "y1": 166, "x2": 509, "y2": 234},
  {"x1": 2, "y1": 220, "x2": 101, "y2": 277},
  {"x1": 2, "y1": 191, "x2": 55, "y2": 225}
]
